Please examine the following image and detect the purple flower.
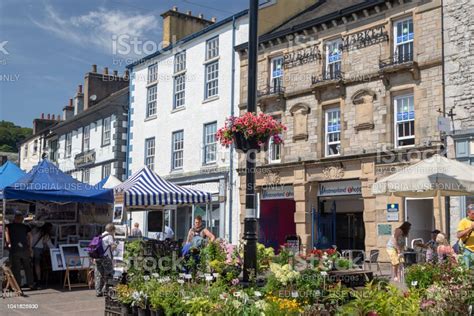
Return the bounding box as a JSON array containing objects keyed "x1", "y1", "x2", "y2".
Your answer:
[{"x1": 231, "y1": 278, "x2": 240, "y2": 286}]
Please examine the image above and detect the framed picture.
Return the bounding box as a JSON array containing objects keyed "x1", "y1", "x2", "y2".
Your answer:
[
  {"x1": 113, "y1": 204, "x2": 124, "y2": 223},
  {"x1": 78, "y1": 240, "x2": 91, "y2": 250},
  {"x1": 79, "y1": 224, "x2": 96, "y2": 239},
  {"x1": 113, "y1": 240, "x2": 125, "y2": 261},
  {"x1": 35, "y1": 202, "x2": 77, "y2": 222},
  {"x1": 114, "y1": 225, "x2": 127, "y2": 239},
  {"x1": 94, "y1": 204, "x2": 111, "y2": 223},
  {"x1": 60, "y1": 244, "x2": 84, "y2": 269},
  {"x1": 59, "y1": 224, "x2": 78, "y2": 241},
  {"x1": 67, "y1": 235, "x2": 80, "y2": 244},
  {"x1": 5, "y1": 202, "x2": 30, "y2": 221},
  {"x1": 50, "y1": 248, "x2": 65, "y2": 271}
]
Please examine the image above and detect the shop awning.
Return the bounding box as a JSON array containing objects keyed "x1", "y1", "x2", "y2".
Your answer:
[
  {"x1": 0, "y1": 161, "x2": 26, "y2": 198},
  {"x1": 115, "y1": 166, "x2": 211, "y2": 207},
  {"x1": 3, "y1": 159, "x2": 113, "y2": 204},
  {"x1": 372, "y1": 154, "x2": 474, "y2": 197}
]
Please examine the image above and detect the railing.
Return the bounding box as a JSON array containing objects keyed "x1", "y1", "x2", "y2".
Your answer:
[
  {"x1": 311, "y1": 70, "x2": 344, "y2": 85},
  {"x1": 379, "y1": 53, "x2": 413, "y2": 69},
  {"x1": 257, "y1": 84, "x2": 285, "y2": 97}
]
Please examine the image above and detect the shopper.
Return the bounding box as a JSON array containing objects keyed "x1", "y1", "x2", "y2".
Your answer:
[
  {"x1": 425, "y1": 229, "x2": 440, "y2": 262},
  {"x1": 386, "y1": 221, "x2": 411, "y2": 282},
  {"x1": 31, "y1": 222, "x2": 54, "y2": 286},
  {"x1": 5, "y1": 211, "x2": 36, "y2": 290},
  {"x1": 456, "y1": 204, "x2": 474, "y2": 268},
  {"x1": 130, "y1": 222, "x2": 142, "y2": 237},
  {"x1": 94, "y1": 223, "x2": 117, "y2": 297},
  {"x1": 186, "y1": 215, "x2": 215, "y2": 244},
  {"x1": 436, "y1": 233, "x2": 457, "y2": 263}
]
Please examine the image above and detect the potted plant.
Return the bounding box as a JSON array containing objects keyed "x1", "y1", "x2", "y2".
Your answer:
[
  {"x1": 115, "y1": 284, "x2": 133, "y2": 316},
  {"x1": 216, "y1": 112, "x2": 286, "y2": 153}
]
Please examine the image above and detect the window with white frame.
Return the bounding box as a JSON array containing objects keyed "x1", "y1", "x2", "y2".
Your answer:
[
  {"x1": 146, "y1": 85, "x2": 157, "y2": 117},
  {"x1": 270, "y1": 56, "x2": 284, "y2": 92},
  {"x1": 50, "y1": 139, "x2": 58, "y2": 161},
  {"x1": 102, "y1": 163, "x2": 112, "y2": 178},
  {"x1": 145, "y1": 138, "x2": 155, "y2": 170},
  {"x1": 206, "y1": 37, "x2": 219, "y2": 60},
  {"x1": 174, "y1": 74, "x2": 186, "y2": 109},
  {"x1": 83, "y1": 125, "x2": 90, "y2": 151},
  {"x1": 102, "y1": 117, "x2": 111, "y2": 146},
  {"x1": 268, "y1": 136, "x2": 282, "y2": 163},
  {"x1": 205, "y1": 62, "x2": 219, "y2": 99},
  {"x1": 172, "y1": 130, "x2": 184, "y2": 170},
  {"x1": 24, "y1": 144, "x2": 28, "y2": 158},
  {"x1": 325, "y1": 39, "x2": 342, "y2": 79},
  {"x1": 174, "y1": 51, "x2": 186, "y2": 73},
  {"x1": 394, "y1": 94, "x2": 415, "y2": 147},
  {"x1": 325, "y1": 108, "x2": 341, "y2": 156},
  {"x1": 148, "y1": 63, "x2": 158, "y2": 83},
  {"x1": 65, "y1": 132, "x2": 72, "y2": 158},
  {"x1": 203, "y1": 122, "x2": 217, "y2": 164},
  {"x1": 82, "y1": 168, "x2": 90, "y2": 184},
  {"x1": 394, "y1": 18, "x2": 414, "y2": 62},
  {"x1": 33, "y1": 139, "x2": 38, "y2": 154}
]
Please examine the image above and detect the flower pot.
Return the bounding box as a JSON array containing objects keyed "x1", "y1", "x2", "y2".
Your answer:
[
  {"x1": 233, "y1": 131, "x2": 266, "y2": 153},
  {"x1": 137, "y1": 307, "x2": 150, "y2": 316}
]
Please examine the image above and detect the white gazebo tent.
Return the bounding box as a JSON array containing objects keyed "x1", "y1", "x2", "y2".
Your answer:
[
  {"x1": 372, "y1": 154, "x2": 474, "y2": 233},
  {"x1": 114, "y1": 167, "x2": 212, "y2": 235}
]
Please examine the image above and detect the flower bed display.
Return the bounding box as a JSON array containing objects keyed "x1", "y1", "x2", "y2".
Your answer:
[{"x1": 216, "y1": 112, "x2": 286, "y2": 153}]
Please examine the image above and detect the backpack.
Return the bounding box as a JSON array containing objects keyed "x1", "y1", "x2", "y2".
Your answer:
[{"x1": 86, "y1": 233, "x2": 110, "y2": 259}]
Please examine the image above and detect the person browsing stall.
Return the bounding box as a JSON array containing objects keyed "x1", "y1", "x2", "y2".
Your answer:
[
  {"x1": 31, "y1": 222, "x2": 54, "y2": 286},
  {"x1": 386, "y1": 221, "x2": 411, "y2": 282},
  {"x1": 94, "y1": 223, "x2": 117, "y2": 297},
  {"x1": 457, "y1": 204, "x2": 474, "y2": 268}
]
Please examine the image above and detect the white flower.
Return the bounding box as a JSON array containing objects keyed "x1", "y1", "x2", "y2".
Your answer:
[
  {"x1": 320, "y1": 271, "x2": 328, "y2": 276},
  {"x1": 411, "y1": 281, "x2": 418, "y2": 286},
  {"x1": 232, "y1": 300, "x2": 242, "y2": 309},
  {"x1": 143, "y1": 275, "x2": 150, "y2": 281},
  {"x1": 254, "y1": 291, "x2": 262, "y2": 297},
  {"x1": 233, "y1": 291, "x2": 242, "y2": 298}
]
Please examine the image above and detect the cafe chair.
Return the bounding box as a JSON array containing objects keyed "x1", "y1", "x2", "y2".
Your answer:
[{"x1": 364, "y1": 249, "x2": 381, "y2": 275}]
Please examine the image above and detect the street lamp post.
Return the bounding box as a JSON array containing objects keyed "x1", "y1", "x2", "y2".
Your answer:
[{"x1": 243, "y1": 0, "x2": 259, "y2": 283}]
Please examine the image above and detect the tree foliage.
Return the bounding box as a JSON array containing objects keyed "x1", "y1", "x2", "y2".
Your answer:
[{"x1": 0, "y1": 120, "x2": 32, "y2": 152}]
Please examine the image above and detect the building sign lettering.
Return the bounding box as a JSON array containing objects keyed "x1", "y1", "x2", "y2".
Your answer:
[
  {"x1": 283, "y1": 45, "x2": 322, "y2": 69},
  {"x1": 74, "y1": 150, "x2": 96, "y2": 168},
  {"x1": 318, "y1": 180, "x2": 362, "y2": 197},
  {"x1": 342, "y1": 25, "x2": 389, "y2": 51},
  {"x1": 261, "y1": 185, "x2": 294, "y2": 200}
]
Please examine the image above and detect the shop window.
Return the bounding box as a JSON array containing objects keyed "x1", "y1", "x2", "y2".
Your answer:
[
  {"x1": 172, "y1": 130, "x2": 184, "y2": 170},
  {"x1": 325, "y1": 39, "x2": 342, "y2": 79},
  {"x1": 393, "y1": 17, "x2": 414, "y2": 62},
  {"x1": 147, "y1": 63, "x2": 158, "y2": 83},
  {"x1": 394, "y1": 94, "x2": 415, "y2": 147},
  {"x1": 270, "y1": 56, "x2": 283, "y2": 92},
  {"x1": 325, "y1": 108, "x2": 341, "y2": 156},
  {"x1": 145, "y1": 137, "x2": 155, "y2": 170},
  {"x1": 146, "y1": 85, "x2": 157, "y2": 118},
  {"x1": 203, "y1": 122, "x2": 217, "y2": 164}
]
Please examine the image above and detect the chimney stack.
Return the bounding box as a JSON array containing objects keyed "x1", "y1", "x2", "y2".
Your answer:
[
  {"x1": 63, "y1": 101, "x2": 74, "y2": 121},
  {"x1": 198, "y1": 13, "x2": 204, "y2": 19},
  {"x1": 113, "y1": 70, "x2": 118, "y2": 76},
  {"x1": 211, "y1": 17, "x2": 217, "y2": 23},
  {"x1": 41, "y1": 113, "x2": 44, "y2": 119},
  {"x1": 58, "y1": 114, "x2": 61, "y2": 121},
  {"x1": 52, "y1": 114, "x2": 55, "y2": 120},
  {"x1": 103, "y1": 67, "x2": 109, "y2": 75},
  {"x1": 92, "y1": 64, "x2": 97, "y2": 73},
  {"x1": 172, "y1": 6, "x2": 178, "y2": 11},
  {"x1": 77, "y1": 85, "x2": 83, "y2": 94},
  {"x1": 187, "y1": 10, "x2": 192, "y2": 15},
  {"x1": 47, "y1": 114, "x2": 50, "y2": 119}
]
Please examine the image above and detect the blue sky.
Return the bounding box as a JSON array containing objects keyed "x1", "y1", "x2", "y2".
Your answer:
[{"x1": 0, "y1": 0, "x2": 249, "y2": 127}]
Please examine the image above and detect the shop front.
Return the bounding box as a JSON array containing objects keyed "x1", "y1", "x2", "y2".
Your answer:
[
  {"x1": 258, "y1": 185, "x2": 296, "y2": 250},
  {"x1": 316, "y1": 179, "x2": 365, "y2": 251}
]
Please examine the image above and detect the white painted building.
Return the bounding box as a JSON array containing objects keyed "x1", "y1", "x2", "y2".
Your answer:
[{"x1": 127, "y1": 9, "x2": 249, "y2": 243}]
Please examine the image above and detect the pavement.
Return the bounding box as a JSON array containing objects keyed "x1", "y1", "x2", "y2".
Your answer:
[{"x1": 0, "y1": 287, "x2": 104, "y2": 316}]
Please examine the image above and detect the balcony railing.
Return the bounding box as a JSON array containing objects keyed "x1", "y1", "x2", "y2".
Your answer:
[
  {"x1": 311, "y1": 70, "x2": 344, "y2": 85},
  {"x1": 379, "y1": 53, "x2": 413, "y2": 69},
  {"x1": 257, "y1": 84, "x2": 285, "y2": 97}
]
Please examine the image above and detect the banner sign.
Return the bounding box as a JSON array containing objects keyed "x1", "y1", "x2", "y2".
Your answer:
[
  {"x1": 342, "y1": 25, "x2": 389, "y2": 51},
  {"x1": 283, "y1": 45, "x2": 322, "y2": 69},
  {"x1": 318, "y1": 180, "x2": 362, "y2": 197},
  {"x1": 261, "y1": 186, "x2": 294, "y2": 200}
]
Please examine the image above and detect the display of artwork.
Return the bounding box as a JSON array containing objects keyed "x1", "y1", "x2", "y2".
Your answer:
[
  {"x1": 50, "y1": 248, "x2": 65, "y2": 271},
  {"x1": 4, "y1": 202, "x2": 30, "y2": 220},
  {"x1": 114, "y1": 225, "x2": 127, "y2": 239},
  {"x1": 78, "y1": 240, "x2": 91, "y2": 250},
  {"x1": 67, "y1": 235, "x2": 80, "y2": 243},
  {"x1": 60, "y1": 244, "x2": 84, "y2": 268},
  {"x1": 58, "y1": 224, "x2": 78, "y2": 241},
  {"x1": 35, "y1": 202, "x2": 77, "y2": 222},
  {"x1": 113, "y1": 240, "x2": 125, "y2": 261},
  {"x1": 113, "y1": 204, "x2": 124, "y2": 223}
]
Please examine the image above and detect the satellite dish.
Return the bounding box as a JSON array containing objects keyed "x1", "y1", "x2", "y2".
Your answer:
[{"x1": 90, "y1": 95, "x2": 97, "y2": 101}]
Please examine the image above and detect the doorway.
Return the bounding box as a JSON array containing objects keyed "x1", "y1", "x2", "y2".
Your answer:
[
  {"x1": 259, "y1": 199, "x2": 296, "y2": 250},
  {"x1": 405, "y1": 198, "x2": 434, "y2": 247}
]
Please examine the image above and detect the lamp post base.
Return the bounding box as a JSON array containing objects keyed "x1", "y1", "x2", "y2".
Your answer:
[{"x1": 243, "y1": 217, "x2": 258, "y2": 282}]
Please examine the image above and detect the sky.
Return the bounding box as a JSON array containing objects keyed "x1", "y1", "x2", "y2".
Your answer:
[{"x1": 0, "y1": 0, "x2": 249, "y2": 127}]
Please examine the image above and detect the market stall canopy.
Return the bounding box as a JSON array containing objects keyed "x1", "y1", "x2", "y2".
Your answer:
[
  {"x1": 96, "y1": 175, "x2": 123, "y2": 189},
  {"x1": 115, "y1": 166, "x2": 211, "y2": 206},
  {"x1": 0, "y1": 161, "x2": 26, "y2": 198},
  {"x1": 3, "y1": 159, "x2": 113, "y2": 204},
  {"x1": 372, "y1": 154, "x2": 474, "y2": 197}
]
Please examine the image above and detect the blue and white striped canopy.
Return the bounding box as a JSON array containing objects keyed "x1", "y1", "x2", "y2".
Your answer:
[{"x1": 115, "y1": 167, "x2": 212, "y2": 206}]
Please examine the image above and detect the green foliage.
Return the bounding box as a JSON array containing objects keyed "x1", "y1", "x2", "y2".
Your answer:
[
  {"x1": 405, "y1": 263, "x2": 441, "y2": 289},
  {"x1": 256, "y1": 243, "x2": 274, "y2": 271},
  {"x1": 0, "y1": 121, "x2": 32, "y2": 153}
]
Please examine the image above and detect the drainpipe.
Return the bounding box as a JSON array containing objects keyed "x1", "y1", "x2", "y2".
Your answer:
[
  {"x1": 125, "y1": 71, "x2": 133, "y2": 227},
  {"x1": 228, "y1": 15, "x2": 237, "y2": 243},
  {"x1": 440, "y1": 0, "x2": 450, "y2": 238}
]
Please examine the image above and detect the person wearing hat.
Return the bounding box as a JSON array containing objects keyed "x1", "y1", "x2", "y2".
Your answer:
[
  {"x1": 5, "y1": 211, "x2": 36, "y2": 290},
  {"x1": 457, "y1": 204, "x2": 474, "y2": 268},
  {"x1": 424, "y1": 229, "x2": 441, "y2": 262}
]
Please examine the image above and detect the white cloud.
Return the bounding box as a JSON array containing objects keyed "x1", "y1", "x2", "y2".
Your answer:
[{"x1": 31, "y1": 5, "x2": 160, "y2": 57}]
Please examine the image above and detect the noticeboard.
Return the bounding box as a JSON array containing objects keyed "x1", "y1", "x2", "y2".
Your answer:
[{"x1": 377, "y1": 224, "x2": 392, "y2": 236}]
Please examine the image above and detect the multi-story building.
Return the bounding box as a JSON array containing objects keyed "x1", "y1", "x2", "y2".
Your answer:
[
  {"x1": 236, "y1": 0, "x2": 446, "y2": 258},
  {"x1": 44, "y1": 67, "x2": 129, "y2": 184},
  {"x1": 19, "y1": 114, "x2": 60, "y2": 171},
  {"x1": 444, "y1": 0, "x2": 474, "y2": 241},
  {"x1": 126, "y1": 2, "x2": 316, "y2": 242}
]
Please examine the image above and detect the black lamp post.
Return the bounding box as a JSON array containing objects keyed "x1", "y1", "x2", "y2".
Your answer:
[{"x1": 242, "y1": 0, "x2": 259, "y2": 283}]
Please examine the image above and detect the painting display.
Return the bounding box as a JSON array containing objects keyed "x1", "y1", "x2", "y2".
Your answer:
[
  {"x1": 113, "y1": 240, "x2": 125, "y2": 261},
  {"x1": 59, "y1": 244, "x2": 83, "y2": 268},
  {"x1": 4, "y1": 202, "x2": 30, "y2": 220},
  {"x1": 113, "y1": 204, "x2": 124, "y2": 223},
  {"x1": 35, "y1": 202, "x2": 77, "y2": 222},
  {"x1": 50, "y1": 248, "x2": 65, "y2": 271},
  {"x1": 58, "y1": 224, "x2": 78, "y2": 241},
  {"x1": 114, "y1": 225, "x2": 127, "y2": 239}
]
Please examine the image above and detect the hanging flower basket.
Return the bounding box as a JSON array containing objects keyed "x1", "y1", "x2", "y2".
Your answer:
[{"x1": 216, "y1": 112, "x2": 286, "y2": 153}]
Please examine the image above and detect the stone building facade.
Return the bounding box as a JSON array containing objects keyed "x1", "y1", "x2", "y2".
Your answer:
[
  {"x1": 236, "y1": 0, "x2": 446, "y2": 259},
  {"x1": 443, "y1": 0, "x2": 474, "y2": 241}
]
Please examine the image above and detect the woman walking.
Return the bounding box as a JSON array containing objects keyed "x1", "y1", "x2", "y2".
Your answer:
[
  {"x1": 386, "y1": 221, "x2": 411, "y2": 282},
  {"x1": 32, "y1": 222, "x2": 54, "y2": 286}
]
